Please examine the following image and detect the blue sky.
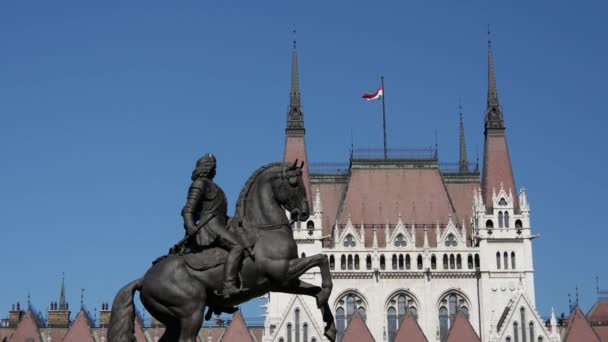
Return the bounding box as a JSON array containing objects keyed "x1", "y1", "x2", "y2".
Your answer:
[{"x1": 1, "y1": 0, "x2": 607, "y2": 321}]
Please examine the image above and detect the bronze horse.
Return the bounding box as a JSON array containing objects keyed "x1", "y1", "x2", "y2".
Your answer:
[{"x1": 108, "y1": 161, "x2": 336, "y2": 342}]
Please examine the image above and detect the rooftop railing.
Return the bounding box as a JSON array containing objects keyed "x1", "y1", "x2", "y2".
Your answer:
[
  {"x1": 439, "y1": 162, "x2": 480, "y2": 174},
  {"x1": 351, "y1": 147, "x2": 437, "y2": 160},
  {"x1": 309, "y1": 162, "x2": 350, "y2": 174}
]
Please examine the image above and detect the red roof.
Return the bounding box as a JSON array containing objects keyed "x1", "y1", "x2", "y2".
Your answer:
[
  {"x1": 342, "y1": 311, "x2": 375, "y2": 342},
  {"x1": 284, "y1": 135, "x2": 311, "y2": 203},
  {"x1": 220, "y1": 311, "x2": 254, "y2": 342},
  {"x1": 445, "y1": 182, "x2": 478, "y2": 245},
  {"x1": 338, "y1": 167, "x2": 454, "y2": 225},
  {"x1": 445, "y1": 312, "x2": 480, "y2": 342},
  {"x1": 314, "y1": 181, "x2": 347, "y2": 244},
  {"x1": 62, "y1": 310, "x2": 95, "y2": 342},
  {"x1": 588, "y1": 301, "x2": 608, "y2": 323},
  {"x1": 9, "y1": 311, "x2": 42, "y2": 342},
  {"x1": 593, "y1": 326, "x2": 608, "y2": 342},
  {"x1": 481, "y1": 134, "x2": 518, "y2": 209},
  {"x1": 564, "y1": 308, "x2": 601, "y2": 342},
  {"x1": 394, "y1": 312, "x2": 428, "y2": 342}
]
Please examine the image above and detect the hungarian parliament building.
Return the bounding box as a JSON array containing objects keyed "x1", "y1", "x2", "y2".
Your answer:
[{"x1": 1, "y1": 39, "x2": 607, "y2": 342}]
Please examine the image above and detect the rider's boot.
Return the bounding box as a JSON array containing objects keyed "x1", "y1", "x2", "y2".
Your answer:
[{"x1": 217, "y1": 243, "x2": 248, "y2": 299}]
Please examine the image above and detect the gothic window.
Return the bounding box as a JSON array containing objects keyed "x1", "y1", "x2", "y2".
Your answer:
[
  {"x1": 303, "y1": 323, "x2": 308, "y2": 342},
  {"x1": 456, "y1": 254, "x2": 462, "y2": 269},
  {"x1": 280, "y1": 339, "x2": 285, "y2": 342},
  {"x1": 431, "y1": 254, "x2": 437, "y2": 270},
  {"x1": 443, "y1": 254, "x2": 449, "y2": 269},
  {"x1": 521, "y1": 308, "x2": 527, "y2": 342},
  {"x1": 506, "y1": 338, "x2": 511, "y2": 342},
  {"x1": 445, "y1": 234, "x2": 457, "y2": 247},
  {"x1": 347, "y1": 255, "x2": 353, "y2": 270},
  {"x1": 301, "y1": 253, "x2": 306, "y2": 258},
  {"x1": 287, "y1": 323, "x2": 292, "y2": 342},
  {"x1": 497, "y1": 252, "x2": 501, "y2": 269},
  {"x1": 417, "y1": 254, "x2": 423, "y2": 270},
  {"x1": 475, "y1": 254, "x2": 480, "y2": 270},
  {"x1": 358, "y1": 307, "x2": 367, "y2": 321},
  {"x1": 398, "y1": 254, "x2": 404, "y2": 270},
  {"x1": 498, "y1": 211, "x2": 504, "y2": 228},
  {"x1": 366, "y1": 255, "x2": 372, "y2": 270},
  {"x1": 504, "y1": 211, "x2": 510, "y2": 228},
  {"x1": 394, "y1": 234, "x2": 407, "y2": 247},
  {"x1": 438, "y1": 291, "x2": 471, "y2": 341},
  {"x1": 354, "y1": 255, "x2": 360, "y2": 270},
  {"x1": 450, "y1": 254, "x2": 455, "y2": 270},
  {"x1": 330, "y1": 255, "x2": 335, "y2": 270},
  {"x1": 538, "y1": 337, "x2": 542, "y2": 342},
  {"x1": 406, "y1": 254, "x2": 411, "y2": 270},
  {"x1": 341, "y1": 255, "x2": 346, "y2": 270},
  {"x1": 335, "y1": 292, "x2": 368, "y2": 339},
  {"x1": 343, "y1": 234, "x2": 356, "y2": 247},
  {"x1": 504, "y1": 252, "x2": 509, "y2": 270},
  {"x1": 307, "y1": 220, "x2": 314, "y2": 232},
  {"x1": 311, "y1": 339, "x2": 316, "y2": 342},
  {"x1": 529, "y1": 322, "x2": 535, "y2": 342},
  {"x1": 387, "y1": 291, "x2": 419, "y2": 342},
  {"x1": 486, "y1": 219, "x2": 494, "y2": 228},
  {"x1": 336, "y1": 308, "x2": 345, "y2": 342},
  {"x1": 295, "y1": 309, "x2": 300, "y2": 342},
  {"x1": 499, "y1": 198, "x2": 508, "y2": 206},
  {"x1": 392, "y1": 254, "x2": 397, "y2": 270},
  {"x1": 467, "y1": 254, "x2": 473, "y2": 269},
  {"x1": 380, "y1": 255, "x2": 386, "y2": 270},
  {"x1": 511, "y1": 252, "x2": 516, "y2": 269},
  {"x1": 513, "y1": 322, "x2": 519, "y2": 342},
  {"x1": 515, "y1": 219, "x2": 523, "y2": 229}
]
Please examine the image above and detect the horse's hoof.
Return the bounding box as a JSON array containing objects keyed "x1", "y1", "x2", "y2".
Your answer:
[{"x1": 324, "y1": 327, "x2": 337, "y2": 342}]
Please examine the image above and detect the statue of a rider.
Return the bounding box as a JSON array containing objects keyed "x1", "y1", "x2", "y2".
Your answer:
[{"x1": 177, "y1": 153, "x2": 247, "y2": 299}]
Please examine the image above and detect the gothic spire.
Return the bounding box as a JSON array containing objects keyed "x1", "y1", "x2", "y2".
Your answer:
[
  {"x1": 485, "y1": 27, "x2": 504, "y2": 131},
  {"x1": 59, "y1": 272, "x2": 66, "y2": 310},
  {"x1": 459, "y1": 102, "x2": 469, "y2": 172},
  {"x1": 286, "y1": 29, "x2": 304, "y2": 131}
]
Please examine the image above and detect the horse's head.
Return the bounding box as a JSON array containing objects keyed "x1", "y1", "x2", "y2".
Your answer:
[{"x1": 274, "y1": 159, "x2": 309, "y2": 222}]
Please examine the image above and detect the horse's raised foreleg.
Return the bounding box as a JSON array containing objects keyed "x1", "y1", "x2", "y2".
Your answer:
[
  {"x1": 273, "y1": 280, "x2": 337, "y2": 342},
  {"x1": 283, "y1": 254, "x2": 333, "y2": 306}
]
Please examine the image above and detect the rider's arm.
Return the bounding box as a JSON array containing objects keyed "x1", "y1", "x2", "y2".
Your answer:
[{"x1": 181, "y1": 178, "x2": 206, "y2": 236}]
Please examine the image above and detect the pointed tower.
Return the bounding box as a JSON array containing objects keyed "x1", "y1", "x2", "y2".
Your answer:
[
  {"x1": 458, "y1": 104, "x2": 469, "y2": 172},
  {"x1": 48, "y1": 273, "x2": 71, "y2": 328},
  {"x1": 283, "y1": 30, "x2": 310, "y2": 200},
  {"x1": 481, "y1": 31, "x2": 518, "y2": 209}
]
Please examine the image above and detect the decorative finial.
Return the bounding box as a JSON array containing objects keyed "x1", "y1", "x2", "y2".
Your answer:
[
  {"x1": 488, "y1": 24, "x2": 492, "y2": 48},
  {"x1": 81, "y1": 288, "x2": 85, "y2": 309},
  {"x1": 27, "y1": 291, "x2": 31, "y2": 308},
  {"x1": 293, "y1": 26, "x2": 297, "y2": 49}
]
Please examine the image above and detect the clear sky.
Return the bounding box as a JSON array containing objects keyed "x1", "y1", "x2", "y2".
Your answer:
[{"x1": 1, "y1": 0, "x2": 607, "y2": 322}]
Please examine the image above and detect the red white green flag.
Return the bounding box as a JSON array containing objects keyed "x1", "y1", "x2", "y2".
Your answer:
[{"x1": 362, "y1": 86, "x2": 383, "y2": 101}]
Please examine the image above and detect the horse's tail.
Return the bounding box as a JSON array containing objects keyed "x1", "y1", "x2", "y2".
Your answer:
[{"x1": 107, "y1": 278, "x2": 142, "y2": 342}]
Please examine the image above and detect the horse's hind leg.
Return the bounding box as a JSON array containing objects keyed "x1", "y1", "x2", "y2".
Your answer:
[
  {"x1": 284, "y1": 254, "x2": 333, "y2": 306},
  {"x1": 178, "y1": 301, "x2": 205, "y2": 342}
]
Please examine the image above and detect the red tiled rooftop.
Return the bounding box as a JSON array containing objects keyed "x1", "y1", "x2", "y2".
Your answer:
[
  {"x1": 342, "y1": 311, "x2": 375, "y2": 342},
  {"x1": 482, "y1": 134, "x2": 518, "y2": 209},
  {"x1": 564, "y1": 308, "x2": 601, "y2": 342},
  {"x1": 445, "y1": 312, "x2": 480, "y2": 342},
  {"x1": 394, "y1": 312, "x2": 428, "y2": 342},
  {"x1": 220, "y1": 311, "x2": 254, "y2": 342},
  {"x1": 62, "y1": 310, "x2": 94, "y2": 342},
  {"x1": 9, "y1": 311, "x2": 42, "y2": 342}
]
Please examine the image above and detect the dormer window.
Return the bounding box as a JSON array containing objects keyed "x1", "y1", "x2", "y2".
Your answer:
[
  {"x1": 343, "y1": 234, "x2": 356, "y2": 247},
  {"x1": 445, "y1": 234, "x2": 457, "y2": 247},
  {"x1": 499, "y1": 198, "x2": 507, "y2": 206},
  {"x1": 394, "y1": 234, "x2": 407, "y2": 247}
]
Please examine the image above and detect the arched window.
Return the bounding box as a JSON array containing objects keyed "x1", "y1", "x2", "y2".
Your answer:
[
  {"x1": 336, "y1": 308, "x2": 345, "y2": 342},
  {"x1": 431, "y1": 254, "x2": 437, "y2": 270},
  {"x1": 295, "y1": 309, "x2": 300, "y2": 342},
  {"x1": 301, "y1": 252, "x2": 306, "y2": 258},
  {"x1": 387, "y1": 307, "x2": 397, "y2": 342},
  {"x1": 330, "y1": 255, "x2": 335, "y2": 270},
  {"x1": 394, "y1": 234, "x2": 406, "y2": 247},
  {"x1": 346, "y1": 295, "x2": 355, "y2": 320},
  {"x1": 538, "y1": 337, "x2": 542, "y2": 342},
  {"x1": 486, "y1": 219, "x2": 494, "y2": 228},
  {"x1": 358, "y1": 307, "x2": 367, "y2": 321},
  {"x1": 504, "y1": 252, "x2": 509, "y2": 270},
  {"x1": 443, "y1": 254, "x2": 449, "y2": 269},
  {"x1": 438, "y1": 291, "x2": 471, "y2": 341},
  {"x1": 529, "y1": 322, "x2": 535, "y2": 342},
  {"x1": 343, "y1": 234, "x2": 356, "y2": 247},
  {"x1": 392, "y1": 254, "x2": 397, "y2": 270},
  {"x1": 445, "y1": 234, "x2": 457, "y2": 247},
  {"x1": 380, "y1": 255, "x2": 386, "y2": 270},
  {"x1": 406, "y1": 254, "x2": 411, "y2": 270},
  {"x1": 504, "y1": 211, "x2": 510, "y2": 228},
  {"x1": 513, "y1": 322, "x2": 519, "y2": 342},
  {"x1": 456, "y1": 254, "x2": 462, "y2": 269},
  {"x1": 467, "y1": 254, "x2": 473, "y2": 269},
  {"x1": 475, "y1": 254, "x2": 480, "y2": 270},
  {"x1": 515, "y1": 219, "x2": 523, "y2": 229},
  {"x1": 521, "y1": 308, "x2": 527, "y2": 342},
  {"x1": 366, "y1": 255, "x2": 372, "y2": 270},
  {"x1": 387, "y1": 291, "x2": 419, "y2": 342},
  {"x1": 511, "y1": 252, "x2": 516, "y2": 269},
  {"x1": 311, "y1": 339, "x2": 316, "y2": 342},
  {"x1": 303, "y1": 323, "x2": 308, "y2": 342},
  {"x1": 280, "y1": 339, "x2": 285, "y2": 342},
  {"x1": 506, "y1": 338, "x2": 511, "y2": 342},
  {"x1": 439, "y1": 306, "x2": 448, "y2": 341},
  {"x1": 287, "y1": 323, "x2": 292, "y2": 342},
  {"x1": 307, "y1": 220, "x2": 314, "y2": 231},
  {"x1": 450, "y1": 254, "x2": 455, "y2": 270},
  {"x1": 340, "y1": 255, "x2": 346, "y2": 270},
  {"x1": 354, "y1": 255, "x2": 360, "y2": 270},
  {"x1": 347, "y1": 255, "x2": 353, "y2": 270},
  {"x1": 499, "y1": 198, "x2": 508, "y2": 206},
  {"x1": 497, "y1": 252, "x2": 501, "y2": 269},
  {"x1": 498, "y1": 211, "x2": 504, "y2": 228},
  {"x1": 417, "y1": 254, "x2": 423, "y2": 270},
  {"x1": 398, "y1": 254, "x2": 404, "y2": 270}
]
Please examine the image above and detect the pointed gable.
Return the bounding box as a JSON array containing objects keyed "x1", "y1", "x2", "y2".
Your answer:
[
  {"x1": 220, "y1": 311, "x2": 254, "y2": 342},
  {"x1": 9, "y1": 311, "x2": 42, "y2": 342},
  {"x1": 445, "y1": 312, "x2": 480, "y2": 342},
  {"x1": 564, "y1": 308, "x2": 601, "y2": 342},
  {"x1": 62, "y1": 310, "x2": 94, "y2": 342},
  {"x1": 342, "y1": 311, "x2": 374, "y2": 342},
  {"x1": 394, "y1": 312, "x2": 428, "y2": 342}
]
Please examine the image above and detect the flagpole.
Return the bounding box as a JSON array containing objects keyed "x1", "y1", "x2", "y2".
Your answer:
[{"x1": 381, "y1": 76, "x2": 387, "y2": 159}]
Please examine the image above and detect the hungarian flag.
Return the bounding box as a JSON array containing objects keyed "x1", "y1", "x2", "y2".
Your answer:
[{"x1": 362, "y1": 86, "x2": 383, "y2": 101}]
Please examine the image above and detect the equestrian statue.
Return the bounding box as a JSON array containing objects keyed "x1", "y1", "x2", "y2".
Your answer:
[{"x1": 107, "y1": 155, "x2": 336, "y2": 342}]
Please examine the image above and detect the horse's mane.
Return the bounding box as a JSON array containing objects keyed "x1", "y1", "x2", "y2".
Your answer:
[{"x1": 228, "y1": 162, "x2": 285, "y2": 229}]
